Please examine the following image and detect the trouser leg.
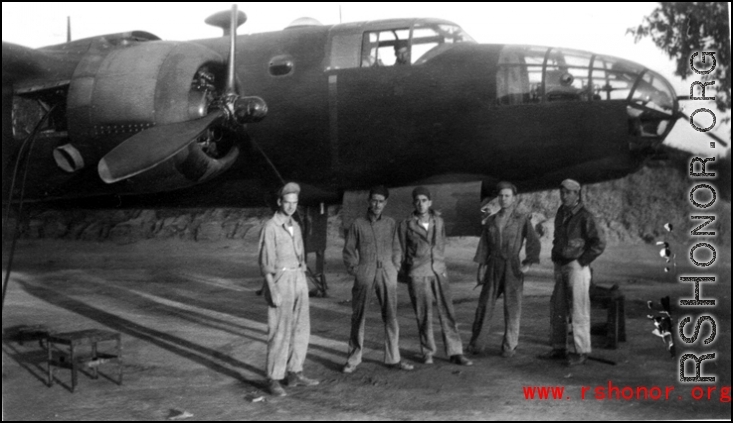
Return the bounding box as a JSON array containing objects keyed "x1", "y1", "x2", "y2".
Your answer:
[
  {"x1": 288, "y1": 271, "x2": 310, "y2": 374},
  {"x1": 267, "y1": 273, "x2": 295, "y2": 380},
  {"x1": 408, "y1": 277, "x2": 436, "y2": 357},
  {"x1": 567, "y1": 261, "x2": 592, "y2": 354},
  {"x1": 502, "y1": 268, "x2": 523, "y2": 352},
  {"x1": 550, "y1": 264, "x2": 568, "y2": 350},
  {"x1": 469, "y1": 266, "x2": 501, "y2": 351},
  {"x1": 374, "y1": 270, "x2": 400, "y2": 364},
  {"x1": 432, "y1": 274, "x2": 464, "y2": 357},
  {"x1": 346, "y1": 277, "x2": 373, "y2": 367}
]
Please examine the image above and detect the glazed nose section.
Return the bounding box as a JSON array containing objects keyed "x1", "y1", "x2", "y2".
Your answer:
[
  {"x1": 624, "y1": 68, "x2": 677, "y2": 141},
  {"x1": 496, "y1": 45, "x2": 678, "y2": 143}
]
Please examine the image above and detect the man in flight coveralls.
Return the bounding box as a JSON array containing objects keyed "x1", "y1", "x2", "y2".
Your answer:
[
  {"x1": 258, "y1": 182, "x2": 319, "y2": 396},
  {"x1": 397, "y1": 186, "x2": 473, "y2": 366},
  {"x1": 342, "y1": 186, "x2": 414, "y2": 373},
  {"x1": 468, "y1": 181, "x2": 540, "y2": 358}
]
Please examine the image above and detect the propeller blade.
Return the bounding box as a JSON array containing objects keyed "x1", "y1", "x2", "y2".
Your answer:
[
  {"x1": 225, "y1": 4, "x2": 239, "y2": 95},
  {"x1": 204, "y1": 9, "x2": 246, "y2": 36},
  {"x1": 98, "y1": 111, "x2": 224, "y2": 184},
  {"x1": 678, "y1": 111, "x2": 729, "y2": 147}
]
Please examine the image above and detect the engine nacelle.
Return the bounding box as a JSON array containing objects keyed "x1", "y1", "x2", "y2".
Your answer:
[
  {"x1": 65, "y1": 39, "x2": 240, "y2": 193},
  {"x1": 68, "y1": 40, "x2": 223, "y2": 145}
]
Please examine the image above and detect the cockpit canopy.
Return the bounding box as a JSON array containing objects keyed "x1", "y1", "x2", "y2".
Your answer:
[
  {"x1": 361, "y1": 23, "x2": 475, "y2": 67},
  {"x1": 327, "y1": 19, "x2": 475, "y2": 70}
]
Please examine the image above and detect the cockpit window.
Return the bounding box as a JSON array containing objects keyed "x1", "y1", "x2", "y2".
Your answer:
[
  {"x1": 360, "y1": 23, "x2": 475, "y2": 68},
  {"x1": 328, "y1": 20, "x2": 474, "y2": 71},
  {"x1": 361, "y1": 29, "x2": 410, "y2": 67}
]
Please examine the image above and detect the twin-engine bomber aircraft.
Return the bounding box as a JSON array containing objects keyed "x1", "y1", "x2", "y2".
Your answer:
[{"x1": 2, "y1": 6, "x2": 698, "y2": 238}]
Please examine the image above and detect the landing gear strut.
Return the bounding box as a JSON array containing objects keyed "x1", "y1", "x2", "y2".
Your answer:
[{"x1": 303, "y1": 204, "x2": 329, "y2": 298}]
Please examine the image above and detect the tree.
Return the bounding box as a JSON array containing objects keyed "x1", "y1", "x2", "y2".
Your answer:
[{"x1": 628, "y1": 2, "x2": 730, "y2": 114}]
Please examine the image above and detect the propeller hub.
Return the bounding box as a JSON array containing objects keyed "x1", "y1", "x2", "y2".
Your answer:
[{"x1": 234, "y1": 96, "x2": 268, "y2": 124}]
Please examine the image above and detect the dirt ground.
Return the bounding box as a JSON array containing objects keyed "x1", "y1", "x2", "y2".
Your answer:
[{"x1": 2, "y1": 236, "x2": 731, "y2": 420}]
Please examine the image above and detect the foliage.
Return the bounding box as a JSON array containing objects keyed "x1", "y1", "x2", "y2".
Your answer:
[
  {"x1": 628, "y1": 2, "x2": 731, "y2": 113},
  {"x1": 719, "y1": 147, "x2": 731, "y2": 201}
]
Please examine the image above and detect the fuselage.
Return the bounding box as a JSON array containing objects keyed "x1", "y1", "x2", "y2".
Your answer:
[{"x1": 2, "y1": 17, "x2": 678, "y2": 206}]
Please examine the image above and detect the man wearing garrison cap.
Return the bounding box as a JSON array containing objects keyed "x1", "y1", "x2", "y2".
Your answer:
[
  {"x1": 468, "y1": 181, "x2": 540, "y2": 358},
  {"x1": 397, "y1": 186, "x2": 473, "y2": 366},
  {"x1": 342, "y1": 186, "x2": 413, "y2": 374},
  {"x1": 258, "y1": 182, "x2": 319, "y2": 396},
  {"x1": 539, "y1": 179, "x2": 605, "y2": 366}
]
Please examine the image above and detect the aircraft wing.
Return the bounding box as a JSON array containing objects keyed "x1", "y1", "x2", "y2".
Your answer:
[{"x1": 2, "y1": 42, "x2": 75, "y2": 89}]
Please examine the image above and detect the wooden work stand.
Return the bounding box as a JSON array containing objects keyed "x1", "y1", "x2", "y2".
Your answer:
[
  {"x1": 46, "y1": 329, "x2": 122, "y2": 392},
  {"x1": 590, "y1": 283, "x2": 627, "y2": 349}
]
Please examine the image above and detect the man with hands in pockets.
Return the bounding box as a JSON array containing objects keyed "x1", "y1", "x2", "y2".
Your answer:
[
  {"x1": 258, "y1": 182, "x2": 319, "y2": 397},
  {"x1": 342, "y1": 186, "x2": 413, "y2": 374},
  {"x1": 539, "y1": 179, "x2": 605, "y2": 366}
]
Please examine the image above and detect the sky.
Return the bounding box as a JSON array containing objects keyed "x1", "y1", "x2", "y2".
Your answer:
[{"x1": 2, "y1": 2, "x2": 730, "y2": 154}]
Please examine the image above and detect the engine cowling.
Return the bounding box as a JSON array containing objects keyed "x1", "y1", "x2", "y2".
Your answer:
[{"x1": 66, "y1": 39, "x2": 240, "y2": 193}]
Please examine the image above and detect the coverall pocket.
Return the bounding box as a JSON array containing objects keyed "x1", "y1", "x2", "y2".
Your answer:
[{"x1": 510, "y1": 258, "x2": 523, "y2": 278}]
